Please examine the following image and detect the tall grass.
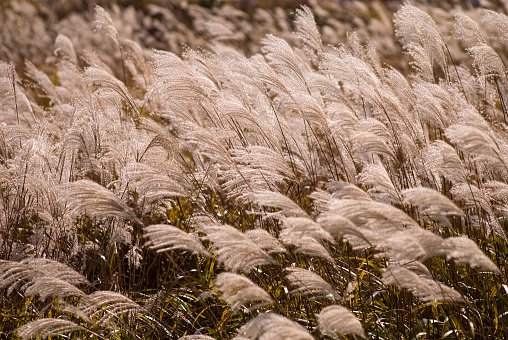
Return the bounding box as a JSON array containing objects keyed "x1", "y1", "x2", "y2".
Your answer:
[{"x1": 1, "y1": 1, "x2": 508, "y2": 339}]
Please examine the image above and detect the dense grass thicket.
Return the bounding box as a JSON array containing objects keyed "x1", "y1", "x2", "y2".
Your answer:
[{"x1": 1, "y1": 0, "x2": 508, "y2": 339}]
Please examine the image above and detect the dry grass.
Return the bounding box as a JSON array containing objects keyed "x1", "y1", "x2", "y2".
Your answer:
[{"x1": 1, "y1": 1, "x2": 508, "y2": 339}]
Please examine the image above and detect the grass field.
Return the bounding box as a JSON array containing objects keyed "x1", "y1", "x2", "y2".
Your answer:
[{"x1": 1, "y1": 1, "x2": 508, "y2": 339}]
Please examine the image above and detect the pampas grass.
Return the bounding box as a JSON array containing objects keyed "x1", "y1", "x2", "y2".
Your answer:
[{"x1": 1, "y1": 1, "x2": 508, "y2": 339}]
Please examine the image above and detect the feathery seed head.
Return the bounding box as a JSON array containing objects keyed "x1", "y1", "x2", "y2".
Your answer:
[
  {"x1": 285, "y1": 267, "x2": 340, "y2": 301},
  {"x1": 214, "y1": 272, "x2": 273, "y2": 312},
  {"x1": 318, "y1": 305, "x2": 365, "y2": 338},
  {"x1": 236, "y1": 313, "x2": 315, "y2": 340},
  {"x1": 94, "y1": 5, "x2": 119, "y2": 46}
]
